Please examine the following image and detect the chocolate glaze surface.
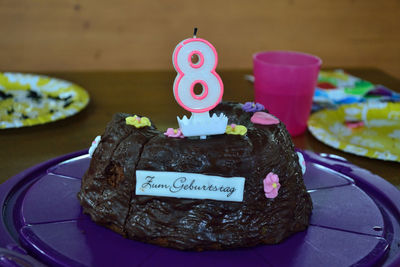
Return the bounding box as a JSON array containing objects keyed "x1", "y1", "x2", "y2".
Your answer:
[{"x1": 78, "y1": 102, "x2": 312, "y2": 250}]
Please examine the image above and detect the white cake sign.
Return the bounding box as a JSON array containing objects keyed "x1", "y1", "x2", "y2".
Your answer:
[{"x1": 136, "y1": 170, "x2": 245, "y2": 202}]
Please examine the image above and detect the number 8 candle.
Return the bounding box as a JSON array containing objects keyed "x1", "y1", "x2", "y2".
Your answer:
[{"x1": 173, "y1": 29, "x2": 228, "y2": 138}]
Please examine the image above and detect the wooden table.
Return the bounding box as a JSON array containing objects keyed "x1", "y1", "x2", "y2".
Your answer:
[{"x1": 1, "y1": 68, "x2": 399, "y2": 189}]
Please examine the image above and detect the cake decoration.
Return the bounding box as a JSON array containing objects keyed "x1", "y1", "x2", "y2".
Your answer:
[
  {"x1": 177, "y1": 113, "x2": 228, "y2": 139},
  {"x1": 297, "y1": 151, "x2": 306, "y2": 175},
  {"x1": 88, "y1": 135, "x2": 101, "y2": 157},
  {"x1": 173, "y1": 29, "x2": 228, "y2": 139},
  {"x1": 125, "y1": 115, "x2": 151, "y2": 128},
  {"x1": 135, "y1": 170, "x2": 245, "y2": 202},
  {"x1": 242, "y1": 101, "x2": 265, "y2": 112},
  {"x1": 251, "y1": 112, "x2": 280, "y2": 125},
  {"x1": 164, "y1": 128, "x2": 185, "y2": 138},
  {"x1": 263, "y1": 172, "x2": 281, "y2": 199},
  {"x1": 226, "y1": 123, "x2": 247, "y2": 135}
]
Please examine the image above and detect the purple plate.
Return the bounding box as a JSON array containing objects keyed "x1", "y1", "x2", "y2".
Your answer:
[{"x1": 0, "y1": 150, "x2": 399, "y2": 267}]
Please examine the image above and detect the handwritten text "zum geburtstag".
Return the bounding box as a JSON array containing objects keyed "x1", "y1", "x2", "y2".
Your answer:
[{"x1": 140, "y1": 176, "x2": 236, "y2": 197}]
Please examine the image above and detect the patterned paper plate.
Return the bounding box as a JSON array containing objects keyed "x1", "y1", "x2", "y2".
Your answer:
[
  {"x1": 308, "y1": 102, "x2": 400, "y2": 162},
  {"x1": 0, "y1": 72, "x2": 89, "y2": 129}
]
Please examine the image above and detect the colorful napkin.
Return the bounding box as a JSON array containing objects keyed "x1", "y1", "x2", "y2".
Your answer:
[{"x1": 313, "y1": 70, "x2": 400, "y2": 111}]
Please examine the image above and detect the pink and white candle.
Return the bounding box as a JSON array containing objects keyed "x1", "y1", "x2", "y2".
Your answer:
[{"x1": 172, "y1": 30, "x2": 227, "y2": 138}]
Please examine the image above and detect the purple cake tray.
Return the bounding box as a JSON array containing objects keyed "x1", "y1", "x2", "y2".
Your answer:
[{"x1": 0, "y1": 149, "x2": 399, "y2": 267}]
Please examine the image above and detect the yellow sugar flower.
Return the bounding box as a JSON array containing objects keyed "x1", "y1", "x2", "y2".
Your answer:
[
  {"x1": 226, "y1": 124, "x2": 247, "y2": 136},
  {"x1": 126, "y1": 115, "x2": 151, "y2": 128}
]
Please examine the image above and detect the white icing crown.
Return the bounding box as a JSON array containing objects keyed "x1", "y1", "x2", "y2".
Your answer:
[{"x1": 177, "y1": 112, "x2": 228, "y2": 138}]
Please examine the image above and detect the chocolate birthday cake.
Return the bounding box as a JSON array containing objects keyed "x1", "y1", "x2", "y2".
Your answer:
[{"x1": 78, "y1": 101, "x2": 312, "y2": 251}]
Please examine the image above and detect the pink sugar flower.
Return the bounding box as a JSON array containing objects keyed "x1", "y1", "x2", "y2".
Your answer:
[
  {"x1": 263, "y1": 172, "x2": 281, "y2": 199},
  {"x1": 164, "y1": 128, "x2": 185, "y2": 138}
]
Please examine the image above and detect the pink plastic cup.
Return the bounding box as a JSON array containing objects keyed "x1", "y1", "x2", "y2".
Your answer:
[{"x1": 253, "y1": 51, "x2": 322, "y2": 136}]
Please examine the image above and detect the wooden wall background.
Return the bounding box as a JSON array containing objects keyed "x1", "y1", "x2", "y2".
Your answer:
[{"x1": 0, "y1": 0, "x2": 399, "y2": 78}]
